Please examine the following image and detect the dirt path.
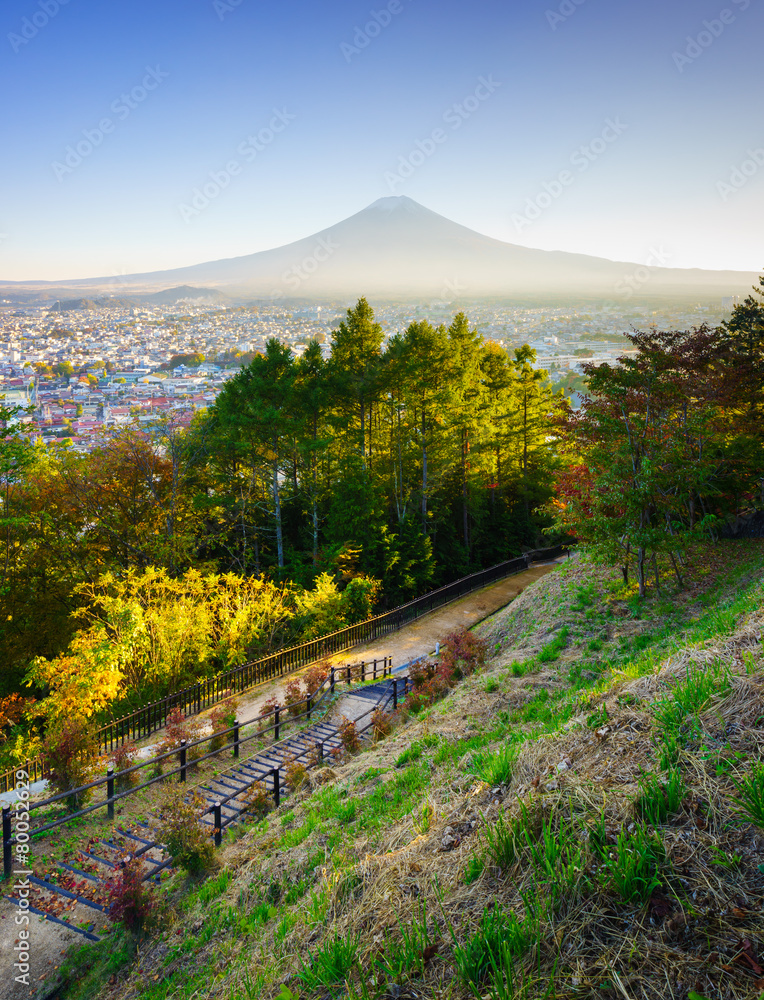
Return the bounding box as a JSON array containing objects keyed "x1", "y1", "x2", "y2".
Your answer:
[
  {"x1": 229, "y1": 558, "x2": 564, "y2": 724},
  {"x1": 12, "y1": 558, "x2": 565, "y2": 774}
]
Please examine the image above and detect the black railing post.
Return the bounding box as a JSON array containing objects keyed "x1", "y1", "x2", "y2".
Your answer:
[
  {"x1": 330, "y1": 667, "x2": 335, "y2": 694},
  {"x1": 233, "y1": 721, "x2": 240, "y2": 759},
  {"x1": 393, "y1": 678, "x2": 398, "y2": 711},
  {"x1": 107, "y1": 765, "x2": 115, "y2": 821},
  {"x1": 361, "y1": 661, "x2": 366, "y2": 683},
  {"x1": 274, "y1": 707, "x2": 280, "y2": 742},
  {"x1": 347, "y1": 666, "x2": 351, "y2": 687},
  {"x1": 179, "y1": 740, "x2": 187, "y2": 784},
  {"x1": 273, "y1": 768, "x2": 280, "y2": 807},
  {"x1": 2, "y1": 806, "x2": 11, "y2": 881},
  {"x1": 307, "y1": 694, "x2": 312, "y2": 721},
  {"x1": 214, "y1": 803, "x2": 222, "y2": 847}
]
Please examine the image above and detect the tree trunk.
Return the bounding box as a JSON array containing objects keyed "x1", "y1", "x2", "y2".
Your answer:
[
  {"x1": 312, "y1": 412, "x2": 319, "y2": 564},
  {"x1": 668, "y1": 550, "x2": 683, "y2": 588},
  {"x1": 360, "y1": 398, "x2": 365, "y2": 464},
  {"x1": 272, "y1": 448, "x2": 284, "y2": 569},
  {"x1": 637, "y1": 546, "x2": 646, "y2": 598},
  {"x1": 462, "y1": 428, "x2": 469, "y2": 553},
  {"x1": 421, "y1": 407, "x2": 428, "y2": 535}
]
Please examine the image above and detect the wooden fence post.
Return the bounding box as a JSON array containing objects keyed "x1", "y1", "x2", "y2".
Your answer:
[
  {"x1": 273, "y1": 767, "x2": 280, "y2": 807},
  {"x1": 214, "y1": 803, "x2": 222, "y2": 847},
  {"x1": 107, "y1": 765, "x2": 115, "y2": 821}
]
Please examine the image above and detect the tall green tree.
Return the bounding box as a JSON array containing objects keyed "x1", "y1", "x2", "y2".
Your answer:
[
  {"x1": 213, "y1": 339, "x2": 297, "y2": 570},
  {"x1": 446, "y1": 313, "x2": 484, "y2": 555},
  {"x1": 329, "y1": 298, "x2": 384, "y2": 466}
]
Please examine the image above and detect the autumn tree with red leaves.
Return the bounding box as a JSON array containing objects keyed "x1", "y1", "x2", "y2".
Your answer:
[{"x1": 550, "y1": 320, "x2": 764, "y2": 596}]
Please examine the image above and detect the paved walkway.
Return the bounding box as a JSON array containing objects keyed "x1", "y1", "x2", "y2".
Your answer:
[{"x1": 5, "y1": 559, "x2": 564, "y2": 807}]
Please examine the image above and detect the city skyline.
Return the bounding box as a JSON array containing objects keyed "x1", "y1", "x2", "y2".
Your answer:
[{"x1": 2, "y1": 0, "x2": 763, "y2": 281}]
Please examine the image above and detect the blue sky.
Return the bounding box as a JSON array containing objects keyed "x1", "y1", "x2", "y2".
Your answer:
[{"x1": 1, "y1": 0, "x2": 762, "y2": 280}]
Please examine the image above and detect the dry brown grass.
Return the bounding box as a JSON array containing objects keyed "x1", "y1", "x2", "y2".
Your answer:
[{"x1": 58, "y1": 544, "x2": 764, "y2": 1000}]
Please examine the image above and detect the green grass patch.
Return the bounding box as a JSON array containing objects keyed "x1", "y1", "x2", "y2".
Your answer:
[{"x1": 537, "y1": 627, "x2": 570, "y2": 663}]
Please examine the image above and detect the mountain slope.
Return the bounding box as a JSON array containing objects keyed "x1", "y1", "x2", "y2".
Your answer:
[{"x1": 4, "y1": 197, "x2": 759, "y2": 300}]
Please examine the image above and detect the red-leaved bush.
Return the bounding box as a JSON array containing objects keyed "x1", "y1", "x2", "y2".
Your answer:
[
  {"x1": 284, "y1": 679, "x2": 306, "y2": 717},
  {"x1": 402, "y1": 629, "x2": 487, "y2": 715},
  {"x1": 338, "y1": 716, "x2": 360, "y2": 754},
  {"x1": 110, "y1": 740, "x2": 138, "y2": 791},
  {"x1": 302, "y1": 662, "x2": 330, "y2": 696},
  {"x1": 106, "y1": 858, "x2": 155, "y2": 932}
]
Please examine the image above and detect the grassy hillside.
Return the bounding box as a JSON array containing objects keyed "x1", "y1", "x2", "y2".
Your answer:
[{"x1": 54, "y1": 542, "x2": 764, "y2": 1000}]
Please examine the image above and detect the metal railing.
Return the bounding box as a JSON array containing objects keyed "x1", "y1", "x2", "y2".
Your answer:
[
  {"x1": 2, "y1": 663, "x2": 399, "y2": 874},
  {"x1": 0, "y1": 544, "x2": 566, "y2": 794},
  {"x1": 2, "y1": 667, "x2": 411, "y2": 881}
]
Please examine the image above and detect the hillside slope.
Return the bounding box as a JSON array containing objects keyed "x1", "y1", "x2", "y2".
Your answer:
[{"x1": 51, "y1": 542, "x2": 764, "y2": 1000}]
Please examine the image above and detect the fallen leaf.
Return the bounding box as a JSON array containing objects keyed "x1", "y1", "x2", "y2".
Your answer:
[
  {"x1": 737, "y1": 939, "x2": 763, "y2": 975},
  {"x1": 422, "y1": 944, "x2": 439, "y2": 964}
]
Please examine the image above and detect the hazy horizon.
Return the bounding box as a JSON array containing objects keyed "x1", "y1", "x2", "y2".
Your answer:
[{"x1": 2, "y1": 0, "x2": 763, "y2": 281}]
